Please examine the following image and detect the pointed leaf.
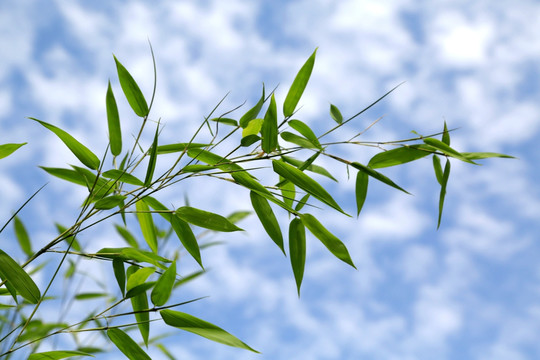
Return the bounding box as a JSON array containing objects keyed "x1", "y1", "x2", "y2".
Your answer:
[
  {"x1": 330, "y1": 104, "x2": 343, "y2": 124},
  {"x1": 242, "y1": 118, "x2": 263, "y2": 138},
  {"x1": 131, "y1": 292, "x2": 150, "y2": 346},
  {"x1": 283, "y1": 49, "x2": 317, "y2": 117},
  {"x1": 442, "y1": 121, "x2": 450, "y2": 146},
  {"x1": 279, "y1": 176, "x2": 296, "y2": 209},
  {"x1": 240, "y1": 85, "x2": 265, "y2": 128},
  {"x1": 280, "y1": 131, "x2": 318, "y2": 149},
  {"x1": 351, "y1": 162, "x2": 409, "y2": 194},
  {"x1": 368, "y1": 145, "x2": 431, "y2": 169},
  {"x1": 423, "y1": 138, "x2": 477, "y2": 164},
  {"x1": 176, "y1": 207, "x2": 243, "y2": 232},
  {"x1": 160, "y1": 310, "x2": 259, "y2": 353},
  {"x1": 288, "y1": 119, "x2": 321, "y2": 148},
  {"x1": 261, "y1": 94, "x2": 278, "y2": 153},
  {"x1": 171, "y1": 215, "x2": 202, "y2": 268},
  {"x1": 114, "y1": 225, "x2": 139, "y2": 248},
  {"x1": 151, "y1": 261, "x2": 176, "y2": 306},
  {"x1": 102, "y1": 170, "x2": 144, "y2": 186},
  {"x1": 39, "y1": 167, "x2": 87, "y2": 186},
  {"x1": 94, "y1": 195, "x2": 126, "y2": 210},
  {"x1": 355, "y1": 171, "x2": 369, "y2": 216},
  {"x1": 250, "y1": 191, "x2": 284, "y2": 254},
  {"x1": 28, "y1": 350, "x2": 93, "y2": 360},
  {"x1": 0, "y1": 249, "x2": 41, "y2": 303},
  {"x1": 0, "y1": 143, "x2": 26, "y2": 160},
  {"x1": 437, "y1": 159, "x2": 451, "y2": 229},
  {"x1": 240, "y1": 134, "x2": 260, "y2": 147},
  {"x1": 272, "y1": 160, "x2": 347, "y2": 215},
  {"x1": 14, "y1": 216, "x2": 32, "y2": 257},
  {"x1": 227, "y1": 211, "x2": 252, "y2": 224},
  {"x1": 461, "y1": 152, "x2": 515, "y2": 160},
  {"x1": 30, "y1": 118, "x2": 100, "y2": 170},
  {"x1": 432, "y1": 155, "x2": 443, "y2": 185},
  {"x1": 136, "y1": 200, "x2": 158, "y2": 253},
  {"x1": 145, "y1": 126, "x2": 159, "y2": 186},
  {"x1": 127, "y1": 267, "x2": 155, "y2": 292},
  {"x1": 112, "y1": 258, "x2": 126, "y2": 297},
  {"x1": 114, "y1": 56, "x2": 149, "y2": 117},
  {"x1": 106, "y1": 80, "x2": 122, "y2": 156},
  {"x1": 55, "y1": 223, "x2": 81, "y2": 252},
  {"x1": 210, "y1": 117, "x2": 238, "y2": 126},
  {"x1": 295, "y1": 194, "x2": 310, "y2": 212},
  {"x1": 300, "y1": 214, "x2": 356, "y2": 269},
  {"x1": 107, "y1": 328, "x2": 151, "y2": 360},
  {"x1": 156, "y1": 143, "x2": 209, "y2": 155},
  {"x1": 289, "y1": 218, "x2": 306, "y2": 295},
  {"x1": 281, "y1": 155, "x2": 337, "y2": 181}
]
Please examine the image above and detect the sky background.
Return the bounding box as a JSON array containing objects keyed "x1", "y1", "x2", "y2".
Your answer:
[{"x1": 1, "y1": 0, "x2": 540, "y2": 359}]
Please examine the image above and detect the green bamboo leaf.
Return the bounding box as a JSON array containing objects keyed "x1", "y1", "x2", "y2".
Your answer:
[
  {"x1": 300, "y1": 214, "x2": 356, "y2": 269},
  {"x1": 14, "y1": 216, "x2": 32, "y2": 257},
  {"x1": 176, "y1": 207, "x2": 243, "y2": 232},
  {"x1": 106, "y1": 80, "x2": 122, "y2": 156},
  {"x1": 112, "y1": 258, "x2": 126, "y2": 297},
  {"x1": 102, "y1": 169, "x2": 144, "y2": 186},
  {"x1": 131, "y1": 292, "x2": 150, "y2": 346},
  {"x1": 289, "y1": 218, "x2": 306, "y2": 296},
  {"x1": 28, "y1": 350, "x2": 93, "y2": 360},
  {"x1": 136, "y1": 200, "x2": 158, "y2": 253},
  {"x1": 156, "y1": 143, "x2": 209, "y2": 155},
  {"x1": 261, "y1": 94, "x2": 278, "y2": 153},
  {"x1": 295, "y1": 194, "x2": 310, "y2": 211},
  {"x1": 461, "y1": 152, "x2": 516, "y2": 160},
  {"x1": 30, "y1": 118, "x2": 100, "y2": 170},
  {"x1": 210, "y1": 117, "x2": 238, "y2": 127},
  {"x1": 160, "y1": 310, "x2": 259, "y2": 353},
  {"x1": 240, "y1": 135, "x2": 260, "y2": 147},
  {"x1": 151, "y1": 261, "x2": 177, "y2": 306},
  {"x1": 94, "y1": 195, "x2": 126, "y2": 210},
  {"x1": 239, "y1": 85, "x2": 265, "y2": 128},
  {"x1": 281, "y1": 155, "x2": 337, "y2": 181},
  {"x1": 272, "y1": 160, "x2": 347, "y2": 215},
  {"x1": 114, "y1": 225, "x2": 139, "y2": 248},
  {"x1": 97, "y1": 248, "x2": 169, "y2": 269},
  {"x1": 279, "y1": 176, "x2": 296, "y2": 209},
  {"x1": 126, "y1": 282, "x2": 156, "y2": 299},
  {"x1": 227, "y1": 211, "x2": 252, "y2": 224},
  {"x1": 437, "y1": 159, "x2": 451, "y2": 229},
  {"x1": 280, "y1": 132, "x2": 318, "y2": 149},
  {"x1": 55, "y1": 223, "x2": 81, "y2": 252},
  {"x1": 432, "y1": 155, "x2": 443, "y2": 185},
  {"x1": 442, "y1": 121, "x2": 450, "y2": 146},
  {"x1": 186, "y1": 149, "x2": 242, "y2": 172},
  {"x1": 368, "y1": 145, "x2": 431, "y2": 169},
  {"x1": 0, "y1": 249, "x2": 41, "y2": 303},
  {"x1": 0, "y1": 143, "x2": 26, "y2": 160},
  {"x1": 242, "y1": 118, "x2": 263, "y2": 138},
  {"x1": 145, "y1": 126, "x2": 159, "y2": 187},
  {"x1": 330, "y1": 104, "x2": 343, "y2": 124},
  {"x1": 171, "y1": 215, "x2": 202, "y2": 268},
  {"x1": 182, "y1": 164, "x2": 215, "y2": 173},
  {"x1": 127, "y1": 267, "x2": 155, "y2": 292},
  {"x1": 74, "y1": 292, "x2": 108, "y2": 300},
  {"x1": 40, "y1": 167, "x2": 88, "y2": 186},
  {"x1": 350, "y1": 162, "x2": 409, "y2": 194},
  {"x1": 250, "y1": 191, "x2": 284, "y2": 254},
  {"x1": 423, "y1": 138, "x2": 477, "y2": 164},
  {"x1": 355, "y1": 171, "x2": 369, "y2": 217},
  {"x1": 283, "y1": 49, "x2": 317, "y2": 117},
  {"x1": 288, "y1": 119, "x2": 321, "y2": 148},
  {"x1": 107, "y1": 328, "x2": 151, "y2": 360},
  {"x1": 113, "y1": 56, "x2": 149, "y2": 117}
]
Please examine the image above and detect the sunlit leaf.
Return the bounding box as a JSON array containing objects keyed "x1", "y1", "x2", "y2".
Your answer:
[
  {"x1": 160, "y1": 310, "x2": 259, "y2": 353},
  {"x1": 108, "y1": 328, "x2": 151, "y2": 360},
  {"x1": 0, "y1": 249, "x2": 41, "y2": 304},
  {"x1": 97, "y1": 248, "x2": 169, "y2": 269},
  {"x1": 145, "y1": 126, "x2": 159, "y2": 187},
  {"x1": 94, "y1": 195, "x2": 126, "y2": 210},
  {"x1": 102, "y1": 169, "x2": 144, "y2": 186},
  {"x1": 227, "y1": 211, "x2": 251, "y2": 224},
  {"x1": 28, "y1": 350, "x2": 94, "y2": 360},
  {"x1": 131, "y1": 292, "x2": 150, "y2": 346},
  {"x1": 176, "y1": 207, "x2": 243, "y2": 232},
  {"x1": 127, "y1": 267, "x2": 155, "y2": 292},
  {"x1": 355, "y1": 171, "x2": 368, "y2": 217},
  {"x1": 136, "y1": 200, "x2": 158, "y2": 253},
  {"x1": 74, "y1": 292, "x2": 108, "y2": 300},
  {"x1": 295, "y1": 194, "x2": 310, "y2": 211},
  {"x1": 300, "y1": 214, "x2": 356, "y2": 269},
  {"x1": 330, "y1": 104, "x2": 343, "y2": 124},
  {"x1": 239, "y1": 85, "x2": 265, "y2": 128},
  {"x1": 250, "y1": 191, "x2": 284, "y2": 254},
  {"x1": 283, "y1": 49, "x2": 317, "y2": 117},
  {"x1": 126, "y1": 282, "x2": 156, "y2": 299},
  {"x1": 280, "y1": 131, "x2": 319, "y2": 149},
  {"x1": 106, "y1": 80, "x2": 122, "y2": 156},
  {"x1": 112, "y1": 258, "x2": 126, "y2": 297},
  {"x1": 281, "y1": 155, "x2": 337, "y2": 182},
  {"x1": 151, "y1": 261, "x2": 177, "y2": 306},
  {"x1": 242, "y1": 118, "x2": 263, "y2": 138},
  {"x1": 461, "y1": 152, "x2": 515, "y2": 160},
  {"x1": 240, "y1": 135, "x2": 260, "y2": 147},
  {"x1": 171, "y1": 215, "x2": 202, "y2": 268},
  {"x1": 423, "y1": 138, "x2": 476, "y2": 164},
  {"x1": 279, "y1": 176, "x2": 296, "y2": 209},
  {"x1": 0, "y1": 143, "x2": 26, "y2": 160},
  {"x1": 156, "y1": 143, "x2": 209, "y2": 155},
  {"x1": 350, "y1": 162, "x2": 409, "y2": 194},
  {"x1": 432, "y1": 155, "x2": 443, "y2": 185},
  {"x1": 437, "y1": 159, "x2": 451, "y2": 229},
  {"x1": 55, "y1": 223, "x2": 81, "y2": 252},
  {"x1": 114, "y1": 225, "x2": 139, "y2": 248},
  {"x1": 14, "y1": 216, "x2": 32, "y2": 257},
  {"x1": 288, "y1": 119, "x2": 321, "y2": 148},
  {"x1": 30, "y1": 118, "x2": 100, "y2": 170},
  {"x1": 368, "y1": 145, "x2": 431, "y2": 169},
  {"x1": 40, "y1": 167, "x2": 88, "y2": 186},
  {"x1": 261, "y1": 94, "x2": 278, "y2": 153},
  {"x1": 442, "y1": 121, "x2": 450, "y2": 146},
  {"x1": 114, "y1": 56, "x2": 149, "y2": 117},
  {"x1": 210, "y1": 117, "x2": 238, "y2": 126},
  {"x1": 289, "y1": 218, "x2": 306, "y2": 295}
]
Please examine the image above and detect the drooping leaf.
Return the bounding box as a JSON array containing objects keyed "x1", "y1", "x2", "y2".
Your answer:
[
  {"x1": 94, "y1": 195, "x2": 127, "y2": 210},
  {"x1": 330, "y1": 104, "x2": 343, "y2": 124},
  {"x1": 423, "y1": 138, "x2": 477, "y2": 164},
  {"x1": 113, "y1": 56, "x2": 149, "y2": 117},
  {"x1": 160, "y1": 310, "x2": 259, "y2": 353},
  {"x1": 432, "y1": 155, "x2": 443, "y2": 185},
  {"x1": 281, "y1": 155, "x2": 337, "y2": 182},
  {"x1": 461, "y1": 152, "x2": 516, "y2": 160},
  {"x1": 112, "y1": 258, "x2": 126, "y2": 297},
  {"x1": 106, "y1": 80, "x2": 122, "y2": 156},
  {"x1": 0, "y1": 249, "x2": 41, "y2": 304},
  {"x1": 0, "y1": 143, "x2": 26, "y2": 160},
  {"x1": 131, "y1": 292, "x2": 150, "y2": 346},
  {"x1": 437, "y1": 159, "x2": 451, "y2": 229},
  {"x1": 170, "y1": 215, "x2": 202, "y2": 268},
  {"x1": 250, "y1": 191, "x2": 284, "y2": 254},
  {"x1": 350, "y1": 162, "x2": 409, "y2": 194},
  {"x1": 71, "y1": 166, "x2": 113, "y2": 199},
  {"x1": 283, "y1": 49, "x2": 317, "y2": 117},
  {"x1": 40, "y1": 167, "x2": 88, "y2": 186},
  {"x1": 242, "y1": 118, "x2": 264, "y2": 138},
  {"x1": 151, "y1": 261, "x2": 177, "y2": 306},
  {"x1": 288, "y1": 119, "x2": 321, "y2": 148},
  {"x1": 14, "y1": 216, "x2": 32, "y2": 257},
  {"x1": 239, "y1": 85, "x2": 265, "y2": 128},
  {"x1": 28, "y1": 350, "x2": 94, "y2": 360},
  {"x1": 30, "y1": 118, "x2": 100, "y2": 170},
  {"x1": 442, "y1": 121, "x2": 450, "y2": 146},
  {"x1": 368, "y1": 145, "x2": 431, "y2": 169},
  {"x1": 272, "y1": 160, "x2": 347, "y2": 215},
  {"x1": 156, "y1": 143, "x2": 209, "y2": 155},
  {"x1": 145, "y1": 126, "x2": 159, "y2": 187},
  {"x1": 136, "y1": 200, "x2": 158, "y2": 253},
  {"x1": 261, "y1": 94, "x2": 278, "y2": 153},
  {"x1": 176, "y1": 207, "x2": 243, "y2": 232},
  {"x1": 114, "y1": 225, "x2": 139, "y2": 248},
  {"x1": 300, "y1": 214, "x2": 356, "y2": 269},
  {"x1": 108, "y1": 328, "x2": 151, "y2": 360},
  {"x1": 210, "y1": 117, "x2": 238, "y2": 127},
  {"x1": 102, "y1": 170, "x2": 144, "y2": 186},
  {"x1": 355, "y1": 171, "x2": 369, "y2": 217},
  {"x1": 280, "y1": 132, "x2": 319, "y2": 149},
  {"x1": 289, "y1": 218, "x2": 306, "y2": 296},
  {"x1": 227, "y1": 211, "x2": 252, "y2": 224}
]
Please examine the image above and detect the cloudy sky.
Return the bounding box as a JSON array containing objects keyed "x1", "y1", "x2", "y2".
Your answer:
[{"x1": 1, "y1": 0, "x2": 540, "y2": 359}]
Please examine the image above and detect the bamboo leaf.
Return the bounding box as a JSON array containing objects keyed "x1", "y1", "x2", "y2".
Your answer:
[
  {"x1": 272, "y1": 160, "x2": 347, "y2": 215},
  {"x1": 55, "y1": 223, "x2": 81, "y2": 252},
  {"x1": 350, "y1": 162, "x2": 409, "y2": 194},
  {"x1": 112, "y1": 258, "x2": 126, "y2": 297},
  {"x1": 279, "y1": 176, "x2": 295, "y2": 210},
  {"x1": 114, "y1": 225, "x2": 139, "y2": 248},
  {"x1": 423, "y1": 138, "x2": 477, "y2": 164},
  {"x1": 14, "y1": 216, "x2": 32, "y2": 257},
  {"x1": 261, "y1": 94, "x2": 278, "y2": 153},
  {"x1": 151, "y1": 261, "x2": 176, "y2": 306},
  {"x1": 281, "y1": 155, "x2": 337, "y2": 181},
  {"x1": 240, "y1": 134, "x2": 260, "y2": 147},
  {"x1": 250, "y1": 191, "x2": 284, "y2": 254},
  {"x1": 283, "y1": 49, "x2": 317, "y2": 117},
  {"x1": 368, "y1": 145, "x2": 431, "y2": 169},
  {"x1": 94, "y1": 195, "x2": 126, "y2": 210},
  {"x1": 30, "y1": 118, "x2": 100, "y2": 170},
  {"x1": 288, "y1": 119, "x2": 321, "y2": 148},
  {"x1": 227, "y1": 211, "x2": 252, "y2": 224},
  {"x1": 442, "y1": 121, "x2": 450, "y2": 146},
  {"x1": 74, "y1": 292, "x2": 108, "y2": 300},
  {"x1": 176, "y1": 207, "x2": 243, "y2": 232},
  {"x1": 300, "y1": 214, "x2": 356, "y2": 269},
  {"x1": 131, "y1": 292, "x2": 150, "y2": 346},
  {"x1": 102, "y1": 169, "x2": 144, "y2": 186},
  {"x1": 40, "y1": 167, "x2": 88, "y2": 186},
  {"x1": 437, "y1": 159, "x2": 451, "y2": 229},
  {"x1": 171, "y1": 215, "x2": 202, "y2": 268},
  {"x1": 114, "y1": 56, "x2": 149, "y2": 117},
  {"x1": 28, "y1": 350, "x2": 94, "y2": 360},
  {"x1": 432, "y1": 155, "x2": 443, "y2": 185},
  {"x1": 330, "y1": 104, "x2": 343, "y2": 124},
  {"x1": 136, "y1": 200, "x2": 158, "y2": 253},
  {"x1": 108, "y1": 328, "x2": 151, "y2": 360},
  {"x1": 461, "y1": 152, "x2": 516, "y2": 160},
  {"x1": 280, "y1": 131, "x2": 318, "y2": 149},
  {"x1": 289, "y1": 218, "x2": 306, "y2": 296},
  {"x1": 210, "y1": 117, "x2": 238, "y2": 126},
  {"x1": 240, "y1": 85, "x2": 265, "y2": 128},
  {"x1": 156, "y1": 143, "x2": 209, "y2": 154},
  {"x1": 355, "y1": 171, "x2": 369, "y2": 217},
  {"x1": 145, "y1": 126, "x2": 159, "y2": 187},
  {"x1": 106, "y1": 80, "x2": 122, "y2": 156},
  {"x1": 0, "y1": 249, "x2": 41, "y2": 303},
  {"x1": 127, "y1": 267, "x2": 155, "y2": 292},
  {"x1": 160, "y1": 310, "x2": 259, "y2": 353},
  {"x1": 242, "y1": 118, "x2": 264, "y2": 138},
  {"x1": 0, "y1": 143, "x2": 26, "y2": 160},
  {"x1": 295, "y1": 194, "x2": 310, "y2": 211}
]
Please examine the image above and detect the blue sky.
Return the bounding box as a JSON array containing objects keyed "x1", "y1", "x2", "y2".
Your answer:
[{"x1": 1, "y1": 1, "x2": 540, "y2": 359}]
